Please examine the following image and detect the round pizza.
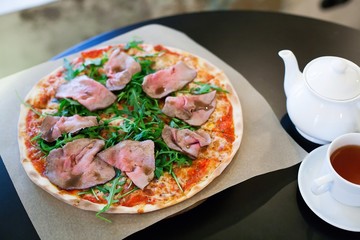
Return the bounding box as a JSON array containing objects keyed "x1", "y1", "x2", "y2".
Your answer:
[{"x1": 18, "y1": 41, "x2": 243, "y2": 219}]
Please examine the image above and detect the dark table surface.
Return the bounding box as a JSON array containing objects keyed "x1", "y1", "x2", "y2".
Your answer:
[{"x1": 2, "y1": 10, "x2": 360, "y2": 239}]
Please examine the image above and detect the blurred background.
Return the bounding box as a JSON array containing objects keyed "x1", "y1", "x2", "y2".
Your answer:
[{"x1": 0, "y1": 0, "x2": 359, "y2": 78}]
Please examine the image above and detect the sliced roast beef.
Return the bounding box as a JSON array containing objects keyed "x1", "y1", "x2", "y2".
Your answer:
[
  {"x1": 162, "y1": 125, "x2": 211, "y2": 159},
  {"x1": 162, "y1": 91, "x2": 216, "y2": 126},
  {"x1": 104, "y1": 49, "x2": 141, "y2": 91},
  {"x1": 45, "y1": 138, "x2": 115, "y2": 190},
  {"x1": 40, "y1": 115, "x2": 98, "y2": 142},
  {"x1": 142, "y1": 61, "x2": 197, "y2": 99},
  {"x1": 97, "y1": 140, "x2": 155, "y2": 189},
  {"x1": 55, "y1": 75, "x2": 116, "y2": 111}
]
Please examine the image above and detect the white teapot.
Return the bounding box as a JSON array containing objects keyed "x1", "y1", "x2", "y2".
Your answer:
[{"x1": 278, "y1": 50, "x2": 360, "y2": 144}]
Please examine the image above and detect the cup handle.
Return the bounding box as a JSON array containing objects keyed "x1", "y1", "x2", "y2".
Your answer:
[{"x1": 311, "y1": 174, "x2": 333, "y2": 195}]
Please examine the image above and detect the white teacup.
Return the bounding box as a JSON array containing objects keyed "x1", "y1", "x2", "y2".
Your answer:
[{"x1": 311, "y1": 133, "x2": 360, "y2": 207}]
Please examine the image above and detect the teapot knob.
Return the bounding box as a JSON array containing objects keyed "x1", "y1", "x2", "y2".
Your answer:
[{"x1": 331, "y1": 59, "x2": 347, "y2": 74}]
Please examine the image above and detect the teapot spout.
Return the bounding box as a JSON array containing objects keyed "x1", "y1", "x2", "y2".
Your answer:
[{"x1": 278, "y1": 50, "x2": 302, "y2": 97}]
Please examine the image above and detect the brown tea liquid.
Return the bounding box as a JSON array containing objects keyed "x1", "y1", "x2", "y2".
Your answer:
[{"x1": 330, "y1": 145, "x2": 360, "y2": 185}]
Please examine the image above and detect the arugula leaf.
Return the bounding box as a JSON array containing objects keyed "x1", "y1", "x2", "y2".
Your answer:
[
  {"x1": 181, "y1": 81, "x2": 229, "y2": 95},
  {"x1": 169, "y1": 117, "x2": 198, "y2": 131},
  {"x1": 171, "y1": 171, "x2": 183, "y2": 193},
  {"x1": 82, "y1": 54, "x2": 108, "y2": 84},
  {"x1": 104, "y1": 131, "x2": 123, "y2": 149},
  {"x1": 63, "y1": 59, "x2": 84, "y2": 81},
  {"x1": 133, "y1": 52, "x2": 163, "y2": 61},
  {"x1": 124, "y1": 40, "x2": 144, "y2": 51},
  {"x1": 53, "y1": 98, "x2": 96, "y2": 117},
  {"x1": 77, "y1": 188, "x2": 100, "y2": 201},
  {"x1": 95, "y1": 171, "x2": 138, "y2": 223},
  {"x1": 63, "y1": 58, "x2": 75, "y2": 80},
  {"x1": 154, "y1": 139, "x2": 192, "y2": 179},
  {"x1": 84, "y1": 58, "x2": 102, "y2": 66},
  {"x1": 37, "y1": 133, "x2": 85, "y2": 155},
  {"x1": 63, "y1": 53, "x2": 108, "y2": 83}
]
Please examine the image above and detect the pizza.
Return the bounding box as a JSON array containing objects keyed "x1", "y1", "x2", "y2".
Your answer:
[{"x1": 18, "y1": 41, "x2": 243, "y2": 219}]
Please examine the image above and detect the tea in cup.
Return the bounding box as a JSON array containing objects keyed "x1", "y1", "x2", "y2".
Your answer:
[{"x1": 311, "y1": 133, "x2": 360, "y2": 206}]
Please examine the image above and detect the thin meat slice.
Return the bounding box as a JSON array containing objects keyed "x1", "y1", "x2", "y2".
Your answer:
[
  {"x1": 162, "y1": 125, "x2": 211, "y2": 159},
  {"x1": 45, "y1": 138, "x2": 115, "y2": 190},
  {"x1": 142, "y1": 61, "x2": 197, "y2": 99},
  {"x1": 97, "y1": 140, "x2": 155, "y2": 189},
  {"x1": 162, "y1": 91, "x2": 216, "y2": 126},
  {"x1": 55, "y1": 75, "x2": 116, "y2": 111},
  {"x1": 104, "y1": 49, "x2": 141, "y2": 91},
  {"x1": 40, "y1": 115, "x2": 98, "y2": 142}
]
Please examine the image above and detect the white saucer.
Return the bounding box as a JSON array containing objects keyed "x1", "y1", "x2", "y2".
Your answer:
[{"x1": 298, "y1": 145, "x2": 360, "y2": 232}]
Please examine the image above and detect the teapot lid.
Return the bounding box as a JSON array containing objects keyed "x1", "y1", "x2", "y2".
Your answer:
[{"x1": 304, "y1": 57, "x2": 360, "y2": 101}]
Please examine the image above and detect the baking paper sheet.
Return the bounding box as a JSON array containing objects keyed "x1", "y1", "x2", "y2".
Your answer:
[{"x1": 0, "y1": 24, "x2": 306, "y2": 239}]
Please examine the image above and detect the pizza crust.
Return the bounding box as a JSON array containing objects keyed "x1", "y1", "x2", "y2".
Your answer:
[{"x1": 18, "y1": 44, "x2": 243, "y2": 214}]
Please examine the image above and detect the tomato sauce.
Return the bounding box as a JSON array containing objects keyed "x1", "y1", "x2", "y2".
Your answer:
[
  {"x1": 25, "y1": 111, "x2": 46, "y2": 174},
  {"x1": 122, "y1": 193, "x2": 153, "y2": 207},
  {"x1": 59, "y1": 189, "x2": 79, "y2": 195},
  {"x1": 81, "y1": 46, "x2": 110, "y2": 59},
  {"x1": 154, "y1": 45, "x2": 180, "y2": 56},
  {"x1": 215, "y1": 104, "x2": 235, "y2": 143},
  {"x1": 56, "y1": 70, "x2": 64, "y2": 77},
  {"x1": 83, "y1": 195, "x2": 107, "y2": 204},
  {"x1": 197, "y1": 69, "x2": 214, "y2": 81},
  {"x1": 32, "y1": 158, "x2": 46, "y2": 175},
  {"x1": 183, "y1": 158, "x2": 209, "y2": 190}
]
